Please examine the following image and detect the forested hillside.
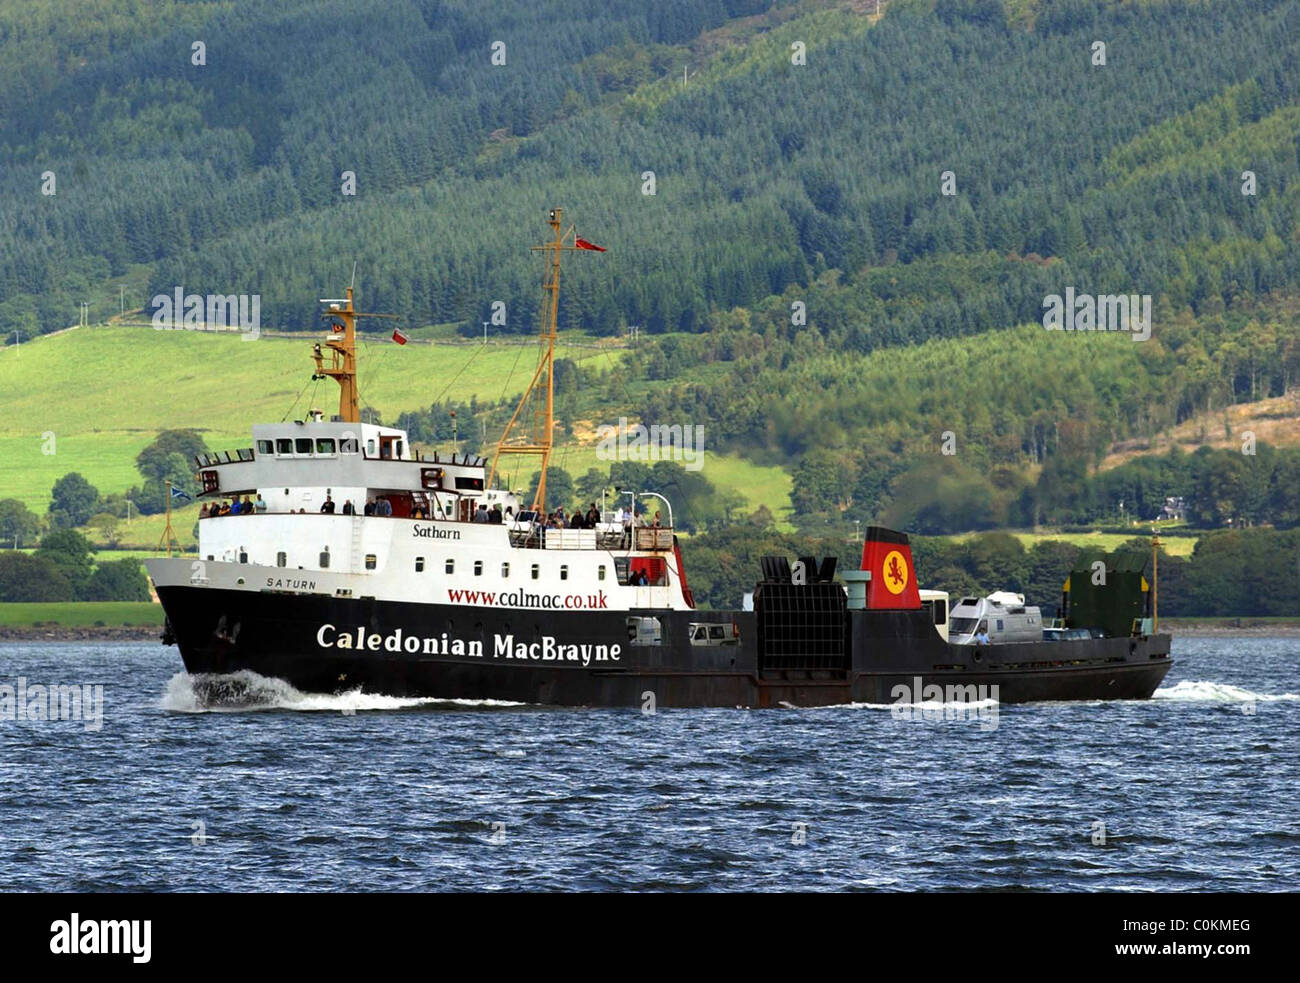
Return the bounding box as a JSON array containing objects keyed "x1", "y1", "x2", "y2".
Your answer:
[
  {"x1": 3, "y1": 0, "x2": 1300, "y2": 546},
  {"x1": 4, "y1": 0, "x2": 1296, "y2": 336}
]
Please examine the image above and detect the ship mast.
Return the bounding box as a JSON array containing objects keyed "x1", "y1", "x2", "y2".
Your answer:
[
  {"x1": 489, "y1": 208, "x2": 599, "y2": 512},
  {"x1": 312, "y1": 286, "x2": 397, "y2": 423}
]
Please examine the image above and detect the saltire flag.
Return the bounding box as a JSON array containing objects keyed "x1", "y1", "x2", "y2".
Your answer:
[
  {"x1": 574, "y1": 237, "x2": 606, "y2": 252},
  {"x1": 171, "y1": 486, "x2": 191, "y2": 501},
  {"x1": 392, "y1": 328, "x2": 408, "y2": 345}
]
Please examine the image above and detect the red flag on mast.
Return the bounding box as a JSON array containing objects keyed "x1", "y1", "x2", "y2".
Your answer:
[{"x1": 574, "y1": 237, "x2": 606, "y2": 252}]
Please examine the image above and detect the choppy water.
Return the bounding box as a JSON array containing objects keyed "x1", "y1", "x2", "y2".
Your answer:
[{"x1": 0, "y1": 637, "x2": 1296, "y2": 891}]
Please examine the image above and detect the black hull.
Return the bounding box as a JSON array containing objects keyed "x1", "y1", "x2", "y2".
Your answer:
[{"x1": 155, "y1": 586, "x2": 1174, "y2": 708}]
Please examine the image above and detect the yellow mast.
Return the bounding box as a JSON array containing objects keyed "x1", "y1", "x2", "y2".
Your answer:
[
  {"x1": 488, "y1": 208, "x2": 600, "y2": 513},
  {"x1": 157, "y1": 480, "x2": 176, "y2": 558},
  {"x1": 1151, "y1": 528, "x2": 1161, "y2": 633},
  {"x1": 312, "y1": 286, "x2": 397, "y2": 423}
]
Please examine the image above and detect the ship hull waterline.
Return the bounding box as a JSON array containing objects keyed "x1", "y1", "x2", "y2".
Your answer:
[{"x1": 155, "y1": 586, "x2": 1174, "y2": 709}]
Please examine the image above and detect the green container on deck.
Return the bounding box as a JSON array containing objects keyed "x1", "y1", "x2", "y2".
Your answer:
[{"x1": 1063, "y1": 556, "x2": 1150, "y2": 639}]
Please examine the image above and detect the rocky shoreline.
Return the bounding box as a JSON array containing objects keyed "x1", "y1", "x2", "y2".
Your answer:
[
  {"x1": 0, "y1": 625, "x2": 162, "y2": 642},
  {"x1": 1163, "y1": 623, "x2": 1300, "y2": 637}
]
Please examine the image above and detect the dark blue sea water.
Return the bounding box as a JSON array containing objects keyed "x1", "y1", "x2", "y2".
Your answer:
[{"x1": 0, "y1": 637, "x2": 1296, "y2": 892}]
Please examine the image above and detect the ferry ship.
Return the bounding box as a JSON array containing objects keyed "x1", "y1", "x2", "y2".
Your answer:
[{"x1": 146, "y1": 209, "x2": 1173, "y2": 708}]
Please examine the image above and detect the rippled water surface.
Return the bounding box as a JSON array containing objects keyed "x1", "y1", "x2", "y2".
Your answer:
[{"x1": 1, "y1": 637, "x2": 1296, "y2": 891}]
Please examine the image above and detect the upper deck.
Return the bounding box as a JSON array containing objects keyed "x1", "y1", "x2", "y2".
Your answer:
[{"x1": 195, "y1": 420, "x2": 489, "y2": 499}]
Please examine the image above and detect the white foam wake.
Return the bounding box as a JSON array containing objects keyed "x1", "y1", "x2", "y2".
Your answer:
[
  {"x1": 1152, "y1": 680, "x2": 1300, "y2": 703},
  {"x1": 160, "y1": 670, "x2": 524, "y2": 713},
  {"x1": 797, "y1": 698, "x2": 1002, "y2": 712}
]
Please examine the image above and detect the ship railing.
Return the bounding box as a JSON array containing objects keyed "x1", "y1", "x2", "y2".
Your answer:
[{"x1": 504, "y1": 523, "x2": 672, "y2": 551}]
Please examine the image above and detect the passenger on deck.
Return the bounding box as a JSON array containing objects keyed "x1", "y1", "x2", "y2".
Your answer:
[
  {"x1": 364, "y1": 498, "x2": 376, "y2": 516},
  {"x1": 219, "y1": 502, "x2": 232, "y2": 516},
  {"x1": 474, "y1": 503, "x2": 489, "y2": 522},
  {"x1": 342, "y1": 499, "x2": 355, "y2": 515},
  {"x1": 569, "y1": 508, "x2": 583, "y2": 529},
  {"x1": 652, "y1": 510, "x2": 663, "y2": 528},
  {"x1": 376, "y1": 497, "x2": 393, "y2": 517},
  {"x1": 974, "y1": 623, "x2": 990, "y2": 645},
  {"x1": 254, "y1": 494, "x2": 267, "y2": 513},
  {"x1": 489, "y1": 505, "x2": 503, "y2": 524},
  {"x1": 242, "y1": 495, "x2": 254, "y2": 514},
  {"x1": 230, "y1": 498, "x2": 242, "y2": 516},
  {"x1": 320, "y1": 495, "x2": 336, "y2": 514},
  {"x1": 586, "y1": 504, "x2": 600, "y2": 528}
]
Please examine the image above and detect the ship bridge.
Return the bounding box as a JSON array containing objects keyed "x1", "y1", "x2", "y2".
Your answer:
[{"x1": 196, "y1": 418, "x2": 494, "y2": 520}]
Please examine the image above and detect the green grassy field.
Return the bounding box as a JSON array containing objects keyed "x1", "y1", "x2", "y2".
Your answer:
[
  {"x1": 537, "y1": 445, "x2": 795, "y2": 529},
  {"x1": 0, "y1": 324, "x2": 625, "y2": 511},
  {"x1": 0, "y1": 601, "x2": 163, "y2": 627},
  {"x1": 953, "y1": 529, "x2": 1200, "y2": 557}
]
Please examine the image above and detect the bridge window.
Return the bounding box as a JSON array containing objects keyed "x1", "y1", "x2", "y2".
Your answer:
[
  {"x1": 474, "y1": 560, "x2": 483, "y2": 576},
  {"x1": 501, "y1": 562, "x2": 510, "y2": 578},
  {"x1": 340, "y1": 436, "x2": 359, "y2": 454},
  {"x1": 366, "y1": 439, "x2": 376, "y2": 456},
  {"x1": 295, "y1": 438, "x2": 312, "y2": 455},
  {"x1": 365, "y1": 554, "x2": 377, "y2": 570},
  {"x1": 276, "y1": 552, "x2": 287, "y2": 567},
  {"x1": 415, "y1": 557, "x2": 424, "y2": 572},
  {"x1": 315, "y1": 438, "x2": 336, "y2": 454},
  {"x1": 445, "y1": 559, "x2": 454, "y2": 574},
  {"x1": 276, "y1": 439, "x2": 292, "y2": 455},
  {"x1": 257, "y1": 440, "x2": 273, "y2": 455}
]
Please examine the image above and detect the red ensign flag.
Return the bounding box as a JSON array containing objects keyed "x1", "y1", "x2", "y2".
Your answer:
[
  {"x1": 392, "y1": 328, "x2": 408, "y2": 345},
  {"x1": 574, "y1": 237, "x2": 606, "y2": 252}
]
